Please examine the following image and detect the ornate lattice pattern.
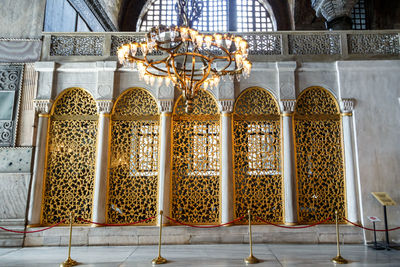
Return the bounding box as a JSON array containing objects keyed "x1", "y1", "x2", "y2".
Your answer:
[
  {"x1": 107, "y1": 88, "x2": 159, "y2": 224},
  {"x1": 288, "y1": 34, "x2": 341, "y2": 55},
  {"x1": 294, "y1": 87, "x2": 345, "y2": 224},
  {"x1": 171, "y1": 91, "x2": 220, "y2": 224},
  {"x1": 42, "y1": 88, "x2": 98, "y2": 225},
  {"x1": 244, "y1": 34, "x2": 281, "y2": 56},
  {"x1": 111, "y1": 35, "x2": 145, "y2": 56},
  {"x1": 113, "y1": 88, "x2": 159, "y2": 116},
  {"x1": 348, "y1": 34, "x2": 400, "y2": 55},
  {"x1": 234, "y1": 87, "x2": 279, "y2": 115},
  {"x1": 50, "y1": 36, "x2": 104, "y2": 56},
  {"x1": 53, "y1": 88, "x2": 97, "y2": 116},
  {"x1": 233, "y1": 88, "x2": 282, "y2": 224},
  {"x1": 174, "y1": 90, "x2": 219, "y2": 115}
]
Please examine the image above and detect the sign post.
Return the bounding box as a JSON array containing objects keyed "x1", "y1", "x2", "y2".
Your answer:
[
  {"x1": 371, "y1": 192, "x2": 397, "y2": 250},
  {"x1": 367, "y1": 216, "x2": 384, "y2": 250}
]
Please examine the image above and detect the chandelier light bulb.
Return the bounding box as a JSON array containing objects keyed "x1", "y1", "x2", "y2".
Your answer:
[
  {"x1": 234, "y1": 36, "x2": 242, "y2": 51},
  {"x1": 214, "y1": 34, "x2": 223, "y2": 46},
  {"x1": 189, "y1": 29, "x2": 198, "y2": 42},
  {"x1": 196, "y1": 34, "x2": 204, "y2": 47},
  {"x1": 180, "y1": 27, "x2": 189, "y2": 41},
  {"x1": 224, "y1": 34, "x2": 232, "y2": 49},
  {"x1": 130, "y1": 43, "x2": 138, "y2": 56},
  {"x1": 204, "y1": 35, "x2": 213, "y2": 49},
  {"x1": 140, "y1": 43, "x2": 148, "y2": 55}
]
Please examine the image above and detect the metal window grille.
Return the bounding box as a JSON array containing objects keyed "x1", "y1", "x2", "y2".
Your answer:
[{"x1": 351, "y1": 0, "x2": 367, "y2": 30}]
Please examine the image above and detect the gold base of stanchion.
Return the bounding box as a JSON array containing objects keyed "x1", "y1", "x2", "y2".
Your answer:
[
  {"x1": 244, "y1": 254, "x2": 260, "y2": 264},
  {"x1": 331, "y1": 255, "x2": 348, "y2": 264},
  {"x1": 60, "y1": 257, "x2": 78, "y2": 267},
  {"x1": 152, "y1": 256, "x2": 167, "y2": 265}
]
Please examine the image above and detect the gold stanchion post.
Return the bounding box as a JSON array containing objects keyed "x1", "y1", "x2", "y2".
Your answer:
[
  {"x1": 152, "y1": 210, "x2": 167, "y2": 265},
  {"x1": 331, "y1": 210, "x2": 348, "y2": 264},
  {"x1": 60, "y1": 212, "x2": 78, "y2": 267},
  {"x1": 244, "y1": 209, "x2": 259, "y2": 264}
]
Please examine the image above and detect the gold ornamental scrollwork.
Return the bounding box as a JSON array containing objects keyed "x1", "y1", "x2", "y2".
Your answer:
[
  {"x1": 233, "y1": 87, "x2": 283, "y2": 224},
  {"x1": 171, "y1": 90, "x2": 221, "y2": 224},
  {"x1": 294, "y1": 86, "x2": 345, "y2": 224},
  {"x1": 42, "y1": 88, "x2": 98, "y2": 225},
  {"x1": 107, "y1": 88, "x2": 159, "y2": 225}
]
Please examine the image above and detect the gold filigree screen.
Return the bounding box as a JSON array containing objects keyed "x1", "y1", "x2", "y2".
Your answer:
[
  {"x1": 42, "y1": 88, "x2": 98, "y2": 225},
  {"x1": 171, "y1": 90, "x2": 220, "y2": 224},
  {"x1": 233, "y1": 87, "x2": 283, "y2": 224},
  {"x1": 107, "y1": 88, "x2": 159, "y2": 225},
  {"x1": 294, "y1": 86, "x2": 345, "y2": 223}
]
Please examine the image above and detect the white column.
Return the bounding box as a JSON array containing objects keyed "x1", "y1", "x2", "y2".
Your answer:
[
  {"x1": 340, "y1": 99, "x2": 359, "y2": 222},
  {"x1": 219, "y1": 100, "x2": 234, "y2": 224},
  {"x1": 280, "y1": 100, "x2": 297, "y2": 225},
  {"x1": 157, "y1": 100, "x2": 173, "y2": 225},
  {"x1": 92, "y1": 101, "x2": 113, "y2": 225},
  {"x1": 28, "y1": 100, "x2": 53, "y2": 226}
]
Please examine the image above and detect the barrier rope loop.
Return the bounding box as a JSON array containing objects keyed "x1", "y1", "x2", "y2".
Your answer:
[
  {"x1": 344, "y1": 218, "x2": 400, "y2": 232},
  {"x1": 255, "y1": 216, "x2": 332, "y2": 229},
  {"x1": 0, "y1": 219, "x2": 66, "y2": 234},
  {"x1": 77, "y1": 216, "x2": 156, "y2": 226},
  {"x1": 165, "y1": 215, "x2": 246, "y2": 228}
]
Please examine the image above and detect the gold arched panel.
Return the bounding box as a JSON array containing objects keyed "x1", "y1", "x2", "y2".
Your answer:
[
  {"x1": 233, "y1": 87, "x2": 283, "y2": 224},
  {"x1": 42, "y1": 88, "x2": 98, "y2": 225},
  {"x1": 113, "y1": 87, "x2": 159, "y2": 116},
  {"x1": 295, "y1": 86, "x2": 339, "y2": 116},
  {"x1": 171, "y1": 90, "x2": 220, "y2": 224},
  {"x1": 107, "y1": 88, "x2": 159, "y2": 225},
  {"x1": 234, "y1": 87, "x2": 280, "y2": 115},
  {"x1": 294, "y1": 86, "x2": 345, "y2": 224},
  {"x1": 174, "y1": 89, "x2": 219, "y2": 115}
]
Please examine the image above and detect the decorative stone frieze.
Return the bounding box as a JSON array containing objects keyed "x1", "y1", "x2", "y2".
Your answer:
[
  {"x1": 33, "y1": 99, "x2": 53, "y2": 114},
  {"x1": 96, "y1": 100, "x2": 113, "y2": 114},
  {"x1": 340, "y1": 98, "x2": 355, "y2": 113},
  {"x1": 158, "y1": 99, "x2": 173, "y2": 113},
  {"x1": 280, "y1": 99, "x2": 296, "y2": 114},
  {"x1": 218, "y1": 100, "x2": 234, "y2": 113}
]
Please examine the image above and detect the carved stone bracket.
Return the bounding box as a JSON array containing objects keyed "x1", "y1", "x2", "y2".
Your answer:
[
  {"x1": 280, "y1": 99, "x2": 296, "y2": 114},
  {"x1": 96, "y1": 100, "x2": 113, "y2": 114},
  {"x1": 158, "y1": 99, "x2": 173, "y2": 113},
  {"x1": 33, "y1": 99, "x2": 53, "y2": 114},
  {"x1": 340, "y1": 98, "x2": 355, "y2": 113},
  {"x1": 218, "y1": 100, "x2": 234, "y2": 113}
]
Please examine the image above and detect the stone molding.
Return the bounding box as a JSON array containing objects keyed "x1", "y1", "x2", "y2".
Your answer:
[
  {"x1": 280, "y1": 99, "x2": 296, "y2": 114},
  {"x1": 218, "y1": 100, "x2": 234, "y2": 113},
  {"x1": 340, "y1": 98, "x2": 355, "y2": 113},
  {"x1": 96, "y1": 100, "x2": 113, "y2": 114},
  {"x1": 312, "y1": 0, "x2": 358, "y2": 22},
  {"x1": 33, "y1": 100, "x2": 53, "y2": 114},
  {"x1": 158, "y1": 100, "x2": 173, "y2": 113}
]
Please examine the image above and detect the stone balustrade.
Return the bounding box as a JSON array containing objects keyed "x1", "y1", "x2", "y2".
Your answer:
[{"x1": 40, "y1": 30, "x2": 400, "y2": 61}]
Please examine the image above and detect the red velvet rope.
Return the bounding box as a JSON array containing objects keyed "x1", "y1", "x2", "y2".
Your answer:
[
  {"x1": 77, "y1": 216, "x2": 156, "y2": 226},
  {"x1": 344, "y1": 218, "x2": 400, "y2": 232},
  {"x1": 165, "y1": 215, "x2": 246, "y2": 228},
  {"x1": 0, "y1": 219, "x2": 66, "y2": 234},
  {"x1": 255, "y1": 216, "x2": 332, "y2": 229}
]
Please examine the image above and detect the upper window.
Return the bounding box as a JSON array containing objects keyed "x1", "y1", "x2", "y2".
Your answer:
[
  {"x1": 351, "y1": 0, "x2": 367, "y2": 30},
  {"x1": 138, "y1": 0, "x2": 276, "y2": 32}
]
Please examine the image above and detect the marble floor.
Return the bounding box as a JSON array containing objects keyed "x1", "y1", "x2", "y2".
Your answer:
[{"x1": 0, "y1": 244, "x2": 399, "y2": 267}]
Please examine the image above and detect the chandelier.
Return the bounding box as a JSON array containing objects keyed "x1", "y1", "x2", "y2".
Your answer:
[{"x1": 117, "y1": 0, "x2": 251, "y2": 113}]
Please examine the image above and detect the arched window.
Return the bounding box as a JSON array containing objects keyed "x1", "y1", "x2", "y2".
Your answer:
[
  {"x1": 138, "y1": 0, "x2": 276, "y2": 32},
  {"x1": 107, "y1": 88, "x2": 160, "y2": 225},
  {"x1": 233, "y1": 87, "x2": 283, "y2": 224},
  {"x1": 42, "y1": 88, "x2": 98, "y2": 225},
  {"x1": 171, "y1": 90, "x2": 220, "y2": 224},
  {"x1": 294, "y1": 87, "x2": 345, "y2": 224}
]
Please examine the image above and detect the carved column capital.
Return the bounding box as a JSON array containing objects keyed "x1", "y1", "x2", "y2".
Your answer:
[
  {"x1": 340, "y1": 98, "x2": 355, "y2": 113},
  {"x1": 33, "y1": 99, "x2": 53, "y2": 114},
  {"x1": 158, "y1": 99, "x2": 173, "y2": 113},
  {"x1": 280, "y1": 99, "x2": 296, "y2": 114},
  {"x1": 312, "y1": 0, "x2": 358, "y2": 23},
  {"x1": 218, "y1": 100, "x2": 234, "y2": 114},
  {"x1": 96, "y1": 100, "x2": 113, "y2": 114}
]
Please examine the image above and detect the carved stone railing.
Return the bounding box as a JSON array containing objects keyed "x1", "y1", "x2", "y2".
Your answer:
[{"x1": 41, "y1": 31, "x2": 400, "y2": 61}]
